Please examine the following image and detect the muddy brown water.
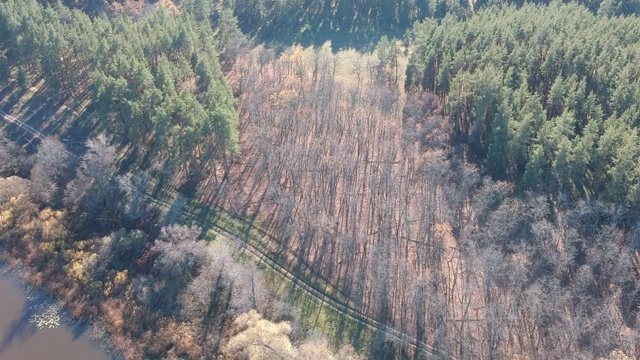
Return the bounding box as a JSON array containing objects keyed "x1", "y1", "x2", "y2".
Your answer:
[{"x1": 0, "y1": 271, "x2": 115, "y2": 360}]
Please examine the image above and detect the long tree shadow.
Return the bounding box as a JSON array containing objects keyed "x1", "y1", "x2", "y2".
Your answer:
[
  {"x1": 0, "y1": 289, "x2": 38, "y2": 353},
  {"x1": 0, "y1": 294, "x2": 117, "y2": 359},
  {"x1": 0, "y1": 74, "x2": 103, "y2": 151},
  {"x1": 70, "y1": 322, "x2": 92, "y2": 341},
  {"x1": 237, "y1": 7, "x2": 408, "y2": 52}
]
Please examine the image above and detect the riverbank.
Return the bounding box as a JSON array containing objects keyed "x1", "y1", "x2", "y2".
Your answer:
[{"x1": 0, "y1": 262, "x2": 118, "y2": 360}]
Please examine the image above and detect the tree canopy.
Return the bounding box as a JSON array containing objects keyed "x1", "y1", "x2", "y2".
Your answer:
[
  {"x1": 0, "y1": 0, "x2": 239, "y2": 178},
  {"x1": 407, "y1": 3, "x2": 640, "y2": 205}
]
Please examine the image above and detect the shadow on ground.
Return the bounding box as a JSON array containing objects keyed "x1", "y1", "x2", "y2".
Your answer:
[
  {"x1": 239, "y1": 14, "x2": 408, "y2": 52},
  {"x1": 0, "y1": 76, "x2": 101, "y2": 155}
]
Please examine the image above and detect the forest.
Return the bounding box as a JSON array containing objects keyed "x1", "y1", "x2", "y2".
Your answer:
[
  {"x1": 0, "y1": 133, "x2": 361, "y2": 359},
  {"x1": 1, "y1": 0, "x2": 640, "y2": 359},
  {"x1": 406, "y1": 3, "x2": 640, "y2": 205}
]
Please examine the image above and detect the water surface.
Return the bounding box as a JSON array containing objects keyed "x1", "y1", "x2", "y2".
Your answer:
[{"x1": 0, "y1": 272, "x2": 113, "y2": 360}]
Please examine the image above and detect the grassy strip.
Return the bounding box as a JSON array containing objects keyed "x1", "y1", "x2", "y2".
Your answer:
[
  {"x1": 169, "y1": 194, "x2": 445, "y2": 359},
  {"x1": 183, "y1": 199, "x2": 348, "y2": 302},
  {"x1": 235, "y1": 247, "x2": 377, "y2": 353},
  {"x1": 183, "y1": 206, "x2": 377, "y2": 352}
]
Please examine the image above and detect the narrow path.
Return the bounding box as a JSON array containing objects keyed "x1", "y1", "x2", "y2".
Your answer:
[
  {"x1": 0, "y1": 110, "x2": 45, "y2": 140},
  {"x1": 0, "y1": 111, "x2": 450, "y2": 360}
]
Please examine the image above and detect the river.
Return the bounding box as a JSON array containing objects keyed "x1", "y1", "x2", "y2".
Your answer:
[{"x1": 0, "y1": 268, "x2": 115, "y2": 360}]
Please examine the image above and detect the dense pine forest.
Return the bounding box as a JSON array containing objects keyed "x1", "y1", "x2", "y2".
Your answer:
[
  {"x1": 2, "y1": 0, "x2": 640, "y2": 359},
  {"x1": 406, "y1": 4, "x2": 640, "y2": 205}
]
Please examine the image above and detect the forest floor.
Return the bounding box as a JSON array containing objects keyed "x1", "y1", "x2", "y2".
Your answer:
[
  {"x1": 0, "y1": 67, "x2": 443, "y2": 357},
  {"x1": 237, "y1": 10, "x2": 407, "y2": 52},
  {"x1": 0, "y1": 72, "x2": 98, "y2": 151},
  {"x1": 216, "y1": 44, "x2": 465, "y2": 357}
]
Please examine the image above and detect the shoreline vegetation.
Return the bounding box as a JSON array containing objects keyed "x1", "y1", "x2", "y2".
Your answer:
[
  {"x1": 0, "y1": 261, "x2": 117, "y2": 359},
  {"x1": 2, "y1": 0, "x2": 640, "y2": 359},
  {"x1": 0, "y1": 141, "x2": 360, "y2": 359}
]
